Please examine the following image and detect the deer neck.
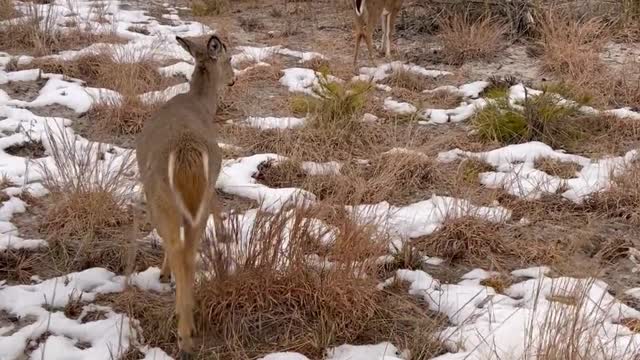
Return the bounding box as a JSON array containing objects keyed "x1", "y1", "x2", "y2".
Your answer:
[{"x1": 188, "y1": 64, "x2": 219, "y2": 117}]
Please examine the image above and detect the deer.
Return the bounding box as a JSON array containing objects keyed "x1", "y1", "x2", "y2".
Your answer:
[
  {"x1": 135, "y1": 34, "x2": 235, "y2": 359},
  {"x1": 352, "y1": 0, "x2": 404, "y2": 68}
]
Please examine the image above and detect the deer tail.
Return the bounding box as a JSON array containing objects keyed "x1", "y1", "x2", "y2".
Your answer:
[
  {"x1": 168, "y1": 145, "x2": 210, "y2": 244},
  {"x1": 353, "y1": 0, "x2": 365, "y2": 16}
]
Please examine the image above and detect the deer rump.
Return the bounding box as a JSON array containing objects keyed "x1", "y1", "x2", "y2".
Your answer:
[{"x1": 168, "y1": 142, "x2": 210, "y2": 242}]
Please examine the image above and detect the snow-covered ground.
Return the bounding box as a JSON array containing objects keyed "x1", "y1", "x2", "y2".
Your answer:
[{"x1": 1, "y1": 0, "x2": 640, "y2": 359}]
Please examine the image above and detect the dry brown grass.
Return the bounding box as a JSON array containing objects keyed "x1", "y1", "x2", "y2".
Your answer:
[
  {"x1": 384, "y1": 69, "x2": 433, "y2": 92},
  {"x1": 0, "y1": 249, "x2": 43, "y2": 283},
  {"x1": 437, "y1": 13, "x2": 507, "y2": 65},
  {"x1": 0, "y1": 0, "x2": 14, "y2": 20},
  {"x1": 0, "y1": 4, "x2": 123, "y2": 56},
  {"x1": 534, "y1": 158, "x2": 582, "y2": 179},
  {"x1": 195, "y1": 209, "x2": 439, "y2": 358},
  {"x1": 479, "y1": 274, "x2": 513, "y2": 294},
  {"x1": 37, "y1": 125, "x2": 160, "y2": 273},
  {"x1": 23, "y1": 50, "x2": 176, "y2": 138},
  {"x1": 415, "y1": 216, "x2": 560, "y2": 269},
  {"x1": 88, "y1": 97, "x2": 160, "y2": 137},
  {"x1": 104, "y1": 208, "x2": 443, "y2": 358},
  {"x1": 27, "y1": 52, "x2": 169, "y2": 94},
  {"x1": 257, "y1": 151, "x2": 439, "y2": 205},
  {"x1": 536, "y1": 12, "x2": 608, "y2": 79},
  {"x1": 585, "y1": 161, "x2": 640, "y2": 225}
]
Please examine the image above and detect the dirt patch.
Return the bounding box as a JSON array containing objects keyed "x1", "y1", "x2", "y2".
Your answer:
[
  {"x1": 5, "y1": 141, "x2": 46, "y2": 158},
  {"x1": 0, "y1": 79, "x2": 47, "y2": 102}
]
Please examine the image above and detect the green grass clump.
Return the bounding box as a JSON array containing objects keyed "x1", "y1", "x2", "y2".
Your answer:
[
  {"x1": 473, "y1": 92, "x2": 582, "y2": 147},
  {"x1": 523, "y1": 92, "x2": 581, "y2": 147},
  {"x1": 484, "y1": 87, "x2": 509, "y2": 100},
  {"x1": 472, "y1": 102, "x2": 527, "y2": 143},
  {"x1": 541, "y1": 82, "x2": 593, "y2": 106},
  {"x1": 292, "y1": 72, "x2": 372, "y2": 131}
]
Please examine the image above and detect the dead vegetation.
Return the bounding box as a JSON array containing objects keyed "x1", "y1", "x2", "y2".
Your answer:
[
  {"x1": 258, "y1": 151, "x2": 438, "y2": 205},
  {"x1": 37, "y1": 125, "x2": 160, "y2": 273},
  {"x1": 25, "y1": 51, "x2": 170, "y2": 94},
  {"x1": 414, "y1": 216, "x2": 559, "y2": 269},
  {"x1": 534, "y1": 158, "x2": 582, "y2": 179},
  {"x1": 19, "y1": 50, "x2": 175, "y2": 139},
  {"x1": 87, "y1": 97, "x2": 160, "y2": 137},
  {"x1": 586, "y1": 162, "x2": 640, "y2": 225},
  {"x1": 0, "y1": 0, "x2": 14, "y2": 20},
  {"x1": 4, "y1": 0, "x2": 640, "y2": 358},
  {"x1": 0, "y1": 3, "x2": 123, "y2": 56},
  {"x1": 437, "y1": 13, "x2": 508, "y2": 65},
  {"x1": 104, "y1": 208, "x2": 444, "y2": 359}
]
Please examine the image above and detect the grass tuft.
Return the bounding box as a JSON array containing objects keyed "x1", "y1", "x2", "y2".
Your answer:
[
  {"x1": 38, "y1": 125, "x2": 159, "y2": 273},
  {"x1": 88, "y1": 97, "x2": 160, "y2": 137},
  {"x1": 437, "y1": 13, "x2": 507, "y2": 65}
]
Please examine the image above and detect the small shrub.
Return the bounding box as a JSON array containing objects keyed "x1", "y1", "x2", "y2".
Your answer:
[
  {"x1": 483, "y1": 75, "x2": 519, "y2": 100},
  {"x1": 438, "y1": 14, "x2": 507, "y2": 65},
  {"x1": 473, "y1": 92, "x2": 583, "y2": 148},
  {"x1": 305, "y1": 73, "x2": 372, "y2": 131},
  {"x1": 269, "y1": 7, "x2": 283, "y2": 17}
]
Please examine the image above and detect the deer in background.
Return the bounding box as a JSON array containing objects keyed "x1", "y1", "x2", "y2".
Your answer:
[
  {"x1": 136, "y1": 34, "x2": 235, "y2": 359},
  {"x1": 352, "y1": 0, "x2": 404, "y2": 68}
]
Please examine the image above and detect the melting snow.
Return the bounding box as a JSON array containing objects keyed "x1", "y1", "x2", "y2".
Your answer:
[
  {"x1": 438, "y1": 141, "x2": 639, "y2": 202},
  {"x1": 386, "y1": 268, "x2": 640, "y2": 359},
  {"x1": 346, "y1": 195, "x2": 511, "y2": 249},
  {"x1": 243, "y1": 116, "x2": 306, "y2": 130}
]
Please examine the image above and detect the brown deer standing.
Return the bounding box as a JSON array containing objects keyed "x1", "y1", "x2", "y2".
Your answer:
[
  {"x1": 352, "y1": 0, "x2": 404, "y2": 68},
  {"x1": 136, "y1": 34, "x2": 235, "y2": 359}
]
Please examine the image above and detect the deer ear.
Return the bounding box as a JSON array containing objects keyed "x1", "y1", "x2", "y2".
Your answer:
[
  {"x1": 207, "y1": 35, "x2": 225, "y2": 59},
  {"x1": 176, "y1": 36, "x2": 196, "y2": 57}
]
